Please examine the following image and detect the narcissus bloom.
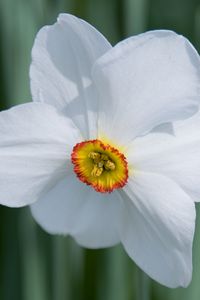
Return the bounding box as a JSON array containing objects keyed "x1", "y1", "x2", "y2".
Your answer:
[{"x1": 1, "y1": 13, "x2": 200, "y2": 288}]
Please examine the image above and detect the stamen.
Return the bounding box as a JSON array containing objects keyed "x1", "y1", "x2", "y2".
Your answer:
[
  {"x1": 91, "y1": 164, "x2": 103, "y2": 177},
  {"x1": 88, "y1": 151, "x2": 116, "y2": 177},
  {"x1": 104, "y1": 160, "x2": 116, "y2": 170},
  {"x1": 88, "y1": 152, "x2": 101, "y2": 162},
  {"x1": 71, "y1": 140, "x2": 128, "y2": 193}
]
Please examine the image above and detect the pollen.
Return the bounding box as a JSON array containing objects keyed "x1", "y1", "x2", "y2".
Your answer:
[
  {"x1": 71, "y1": 139, "x2": 128, "y2": 193},
  {"x1": 88, "y1": 151, "x2": 116, "y2": 177}
]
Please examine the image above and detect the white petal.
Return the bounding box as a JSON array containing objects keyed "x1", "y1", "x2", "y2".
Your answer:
[
  {"x1": 92, "y1": 30, "x2": 200, "y2": 144},
  {"x1": 0, "y1": 103, "x2": 81, "y2": 207},
  {"x1": 119, "y1": 172, "x2": 195, "y2": 288},
  {"x1": 128, "y1": 115, "x2": 200, "y2": 201},
  {"x1": 30, "y1": 13, "x2": 111, "y2": 139},
  {"x1": 31, "y1": 173, "x2": 121, "y2": 248}
]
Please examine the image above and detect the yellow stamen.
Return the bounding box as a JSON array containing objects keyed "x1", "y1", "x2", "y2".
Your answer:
[
  {"x1": 88, "y1": 152, "x2": 101, "y2": 162},
  {"x1": 91, "y1": 164, "x2": 103, "y2": 177},
  {"x1": 104, "y1": 160, "x2": 116, "y2": 170},
  {"x1": 88, "y1": 151, "x2": 116, "y2": 176}
]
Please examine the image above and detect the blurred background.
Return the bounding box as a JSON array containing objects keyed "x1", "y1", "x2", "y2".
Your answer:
[{"x1": 1, "y1": 0, "x2": 200, "y2": 299}]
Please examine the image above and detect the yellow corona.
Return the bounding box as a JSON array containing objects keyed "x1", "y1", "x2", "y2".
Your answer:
[{"x1": 71, "y1": 139, "x2": 128, "y2": 193}]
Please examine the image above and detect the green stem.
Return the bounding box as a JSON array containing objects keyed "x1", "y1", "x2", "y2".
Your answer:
[{"x1": 137, "y1": 268, "x2": 150, "y2": 300}]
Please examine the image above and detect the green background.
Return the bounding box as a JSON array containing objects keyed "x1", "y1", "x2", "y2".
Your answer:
[{"x1": 1, "y1": 0, "x2": 200, "y2": 299}]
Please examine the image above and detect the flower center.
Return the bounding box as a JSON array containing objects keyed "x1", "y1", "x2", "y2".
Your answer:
[
  {"x1": 88, "y1": 151, "x2": 116, "y2": 177},
  {"x1": 71, "y1": 139, "x2": 128, "y2": 193}
]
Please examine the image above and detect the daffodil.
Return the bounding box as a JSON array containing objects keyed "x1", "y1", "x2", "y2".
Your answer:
[{"x1": 1, "y1": 13, "x2": 200, "y2": 288}]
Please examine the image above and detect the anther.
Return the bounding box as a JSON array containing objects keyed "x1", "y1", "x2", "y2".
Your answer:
[
  {"x1": 91, "y1": 164, "x2": 103, "y2": 177},
  {"x1": 88, "y1": 152, "x2": 101, "y2": 162},
  {"x1": 104, "y1": 160, "x2": 116, "y2": 170}
]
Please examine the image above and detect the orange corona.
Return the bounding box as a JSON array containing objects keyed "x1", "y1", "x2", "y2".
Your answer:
[{"x1": 71, "y1": 139, "x2": 128, "y2": 193}]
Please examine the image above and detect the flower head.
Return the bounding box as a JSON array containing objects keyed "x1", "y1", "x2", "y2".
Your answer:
[{"x1": 1, "y1": 13, "x2": 200, "y2": 288}]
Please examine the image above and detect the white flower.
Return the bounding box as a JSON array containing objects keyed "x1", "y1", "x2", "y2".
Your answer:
[{"x1": 1, "y1": 13, "x2": 200, "y2": 288}]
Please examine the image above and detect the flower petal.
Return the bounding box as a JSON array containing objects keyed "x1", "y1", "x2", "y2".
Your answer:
[
  {"x1": 30, "y1": 13, "x2": 111, "y2": 139},
  {"x1": 128, "y1": 114, "x2": 200, "y2": 201},
  {"x1": 0, "y1": 103, "x2": 81, "y2": 207},
  {"x1": 92, "y1": 30, "x2": 200, "y2": 144},
  {"x1": 31, "y1": 173, "x2": 121, "y2": 248},
  {"x1": 119, "y1": 172, "x2": 195, "y2": 288}
]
